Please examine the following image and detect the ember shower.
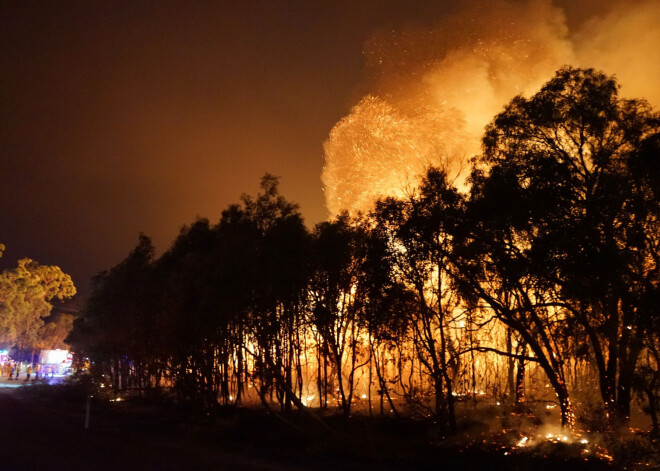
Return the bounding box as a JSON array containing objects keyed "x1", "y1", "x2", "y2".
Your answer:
[{"x1": 322, "y1": 0, "x2": 660, "y2": 216}]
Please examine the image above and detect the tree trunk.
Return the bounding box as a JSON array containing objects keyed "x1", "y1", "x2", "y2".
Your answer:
[
  {"x1": 515, "y1": 343, "x2": 526, "y2": 406},
  {"x1": 506, "y1": 330, "x2": 515, "y2": 401}
]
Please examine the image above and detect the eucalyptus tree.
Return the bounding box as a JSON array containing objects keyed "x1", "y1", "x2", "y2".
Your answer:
[
  {"x1": 372, "y1": 168, "x2": 465, "y2": 432},
  {"x1": 155, "y1": 218, "x2": 227, "y2": 406},
  {"x1": 309, "y1": 213, "x2": 372, "y2": 416},
  {"x1": 234, "y1": 174, "x2": 312, "y2": 414},
  {"x1": 467, "y1": 67, "x2": 660, "y2": 426},
  {"x1": 0, "y1": 257, "x2": 76, "y2": 352},
  {"x1": 69, "y1": 235, "x2": 154, "y2": 391},
  {"x1": 360, "y1": 225, "x2": 416, "y2": 417}
]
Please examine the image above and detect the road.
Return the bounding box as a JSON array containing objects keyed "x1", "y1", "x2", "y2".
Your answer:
[{"x1": 0, "y1": 389, "x2": 299, "y2": 471}]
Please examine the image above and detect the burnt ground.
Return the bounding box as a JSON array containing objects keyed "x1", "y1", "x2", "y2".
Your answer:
[{"x1": 0, "y1": 385, "x2": 621, "y2": 471}]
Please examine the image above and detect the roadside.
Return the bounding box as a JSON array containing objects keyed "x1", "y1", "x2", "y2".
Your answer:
[
  {"x1": 0, "y1": 384, "x2": 621, "y2": 471},
  {"x1": 0, "y1": 388, "x2": 303, "y2": 471}
]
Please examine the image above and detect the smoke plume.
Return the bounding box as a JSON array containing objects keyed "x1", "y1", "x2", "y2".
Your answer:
[{"x1": 322, "y1": 0, "x2": 660, "y2": 217}]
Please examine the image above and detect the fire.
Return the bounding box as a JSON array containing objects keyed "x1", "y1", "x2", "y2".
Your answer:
[
  {"x1": 322, "y1": 0, "x2": 660, "y2": 217},
  {"x1": 322, "y1": 95, "x2": 466, "y2": 217}
]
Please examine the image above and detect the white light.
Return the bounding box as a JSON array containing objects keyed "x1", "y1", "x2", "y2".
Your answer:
[{"x1": 361, "y1": 394, "x2": 367, "y2": 399}]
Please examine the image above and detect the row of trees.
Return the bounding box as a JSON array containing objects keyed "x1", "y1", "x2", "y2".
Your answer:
[
  {"x1": 0, "y1": 244, "x2": 77, "y2": 358},
  {"x1": 69, "y1": 67, "x2": 660, "y2": 433}
]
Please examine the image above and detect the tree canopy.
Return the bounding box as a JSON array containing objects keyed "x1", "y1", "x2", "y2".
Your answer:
[{"x1": 0, "y1": 255, "x2": 76, "y2": 352}]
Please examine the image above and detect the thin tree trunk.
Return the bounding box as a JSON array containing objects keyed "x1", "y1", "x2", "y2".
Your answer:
[{"x1": 515, "y1": 343, "x2": 526, "y2": 406}]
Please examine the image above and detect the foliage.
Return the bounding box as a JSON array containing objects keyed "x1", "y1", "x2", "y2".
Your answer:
[{"x1": 0, "y1": 257, "x2": 76, "y2": 350}]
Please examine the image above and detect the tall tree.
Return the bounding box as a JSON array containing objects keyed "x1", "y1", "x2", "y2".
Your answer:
[
  {"x1": 68, "y1": 235, "x2": 155, "y2": 391},
  {"x1": 238, "y1": 174, "x2": 313, "y2": 414},
  {"x1": 309, "y1": 214, "x2": 371, "y2": 416},
  {"x1": 469, "y1": 66, "x2": 660, "y2": 426},
  {"x1": 372, "y1": 168, "x2": 465, "y2": 432}
]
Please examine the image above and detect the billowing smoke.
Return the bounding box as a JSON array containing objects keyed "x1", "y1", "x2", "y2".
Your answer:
[{"x1": 322, "y1": 0, "x2": 660, "y2": 217}]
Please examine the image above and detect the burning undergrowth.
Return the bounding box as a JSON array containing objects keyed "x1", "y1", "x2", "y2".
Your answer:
[
  {"x1": 434, "y1": 406, "x2": 613, "y2": 468},
  {"x1": 426, "y1": 400, "x2": 660, "y2": 470}
]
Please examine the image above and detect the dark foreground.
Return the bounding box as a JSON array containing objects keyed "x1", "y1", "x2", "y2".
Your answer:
[{"x1": 0, "y1": 387, "x2": 619, "y2": 471}]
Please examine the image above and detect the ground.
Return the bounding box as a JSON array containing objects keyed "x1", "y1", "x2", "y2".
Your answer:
[{"x1": 0, "y1": 382, "x2": 622, "y2": 471}]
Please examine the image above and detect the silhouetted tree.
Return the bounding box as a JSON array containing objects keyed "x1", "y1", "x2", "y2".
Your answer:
[
  {"x1": 309, "y1": 213, "x2": 371, "y2": 416},
  {"x1": 469, "y1": 66, "x2": 660, "y2": 426},
  {"x1": 236, "y1": 175, "x2": 313, "y2": 415},
  {"x1": 69, "y1": 234, "x2": 155, "y2": 391},
  {"x1": 372, "y1": 168, "x2": 465, "y2": 432}
]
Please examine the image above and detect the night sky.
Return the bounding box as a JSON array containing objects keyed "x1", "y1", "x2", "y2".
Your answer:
[
  {"x1": 1, "y1": 1, "x2": 464, "y2": 296},
  {"x1": 0, "y1": 0, "x2": 654, "y2": 298}
]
